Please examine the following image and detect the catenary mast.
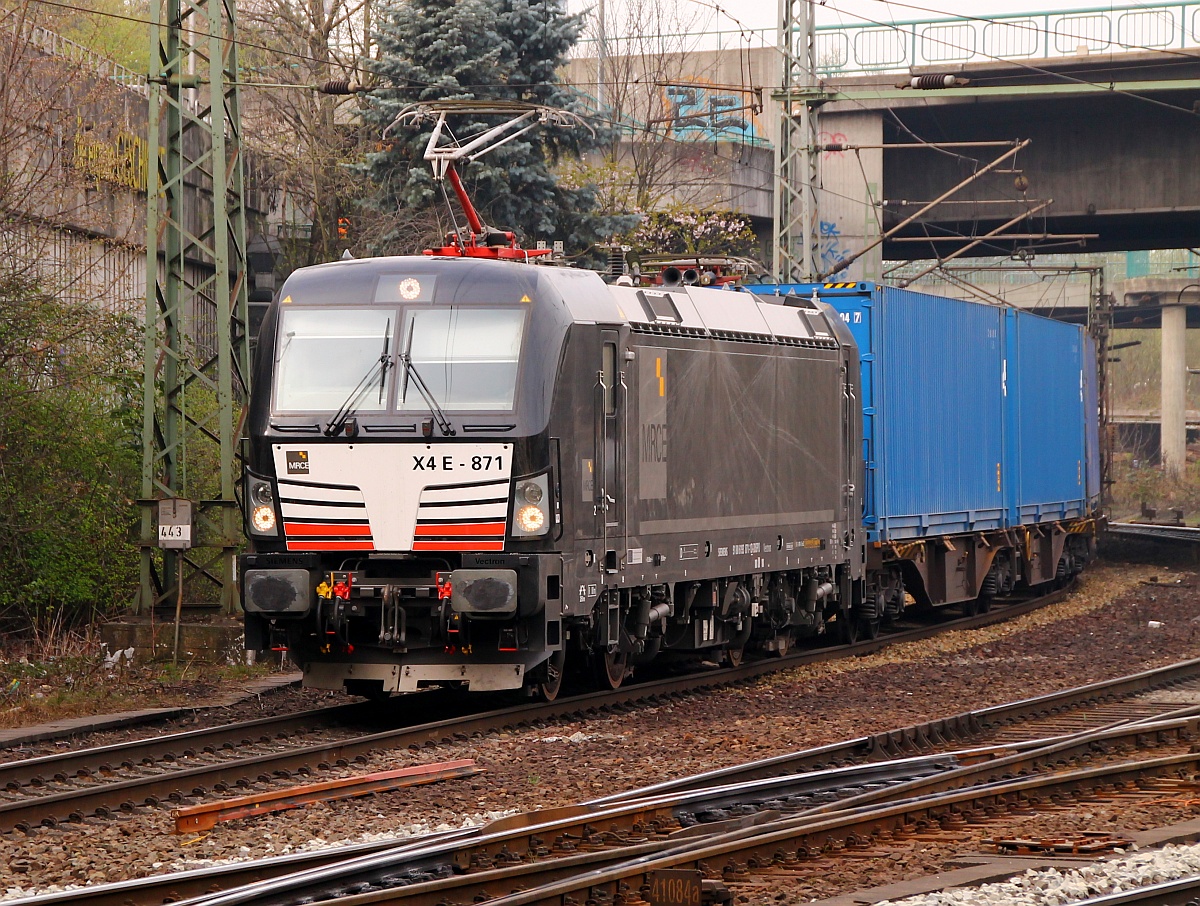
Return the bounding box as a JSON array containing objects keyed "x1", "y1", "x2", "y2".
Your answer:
[{"x1": 138, "y1": 0, "x2": 250, "y2": 615}]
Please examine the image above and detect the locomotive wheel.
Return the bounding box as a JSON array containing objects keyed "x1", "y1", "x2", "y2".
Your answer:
[
  {"x1": 834, "y1": 609, "x2": 859, "y2": 645},
  {"x1": 856, "y1": 616, "x2": 881, "y2": 641},
  {"x1": 537, "y1": 648, "x2": 567, "y2": 702},
  {"x1": 771, "y1": 631, "x2": 792, "y2": 657},
  {"x1": 596, "y1": 648, "x2": 629, "y2": 690},
  {"x1": 725, "y1": 645, "x2": 746, "y2": 667}
]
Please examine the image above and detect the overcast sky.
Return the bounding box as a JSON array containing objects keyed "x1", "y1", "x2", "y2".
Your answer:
[{"x1": 568, "y1": 0, "x2": 1164, "y2": 40}]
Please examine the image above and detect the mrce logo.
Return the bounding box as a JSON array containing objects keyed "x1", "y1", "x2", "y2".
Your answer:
[{"x1": 286, "y1": 451, "x2": 310, "y2": 475}]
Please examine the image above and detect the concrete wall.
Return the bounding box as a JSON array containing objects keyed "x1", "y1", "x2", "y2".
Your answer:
[
  {"x1": 2, "y1": 26, "x2": 274, "y2": 355},
  {"x1": 810, "y1": 110, "x2": 883, "y2": 281}
]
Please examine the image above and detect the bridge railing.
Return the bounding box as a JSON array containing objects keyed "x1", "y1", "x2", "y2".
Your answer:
[
  {"x1": 815, "y1": 3, "x2": 1200, "y2": 74},
  {"x1": 573, "y1": 3, "x2": 1200, "y2": 76},
  {"x1": 15, "y1": 21, "x2": 149, "y2": 96}
]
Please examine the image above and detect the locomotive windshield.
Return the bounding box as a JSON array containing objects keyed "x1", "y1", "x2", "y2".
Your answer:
[
  {"x1": 271, "y1": 305, "x2": 526, "y2": 414},
  {"x1": 399, "y1": 308, "x2": 525, "y2": 411},
  {"x1": 274, "y1": 308, "x2": 394, "y2": 412}
]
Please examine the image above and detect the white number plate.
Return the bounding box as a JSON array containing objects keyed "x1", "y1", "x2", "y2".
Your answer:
[
  {"x1": 409, "y1": 453, "x2": 505, "y2": 473},
  {"x1": 158, "y1": 524, "x2": 191, "y2": 547}
]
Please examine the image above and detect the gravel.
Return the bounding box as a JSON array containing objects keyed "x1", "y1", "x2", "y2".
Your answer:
[
  {"x1": 875, "y1": 843, "x2": 1200, "y2": 906},
  {"x1": 2, "y1": 559, "x2": 1199, "y2": 902}
]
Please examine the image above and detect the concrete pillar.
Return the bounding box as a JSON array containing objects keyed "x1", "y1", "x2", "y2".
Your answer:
[{"x1": 1161, "y1": 304, "x2": 1188, "y2": 474}]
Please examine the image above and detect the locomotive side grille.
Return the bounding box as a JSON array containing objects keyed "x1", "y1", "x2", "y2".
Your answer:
[
  {"x1": 709, "y1": 328, "x2": 839, "y2": 348},
  {"x1": 278, "y1": 479, "x2": 374, "y2": 551},
  {"x1": 629, "y1": 322, "x2": 838, "y2": 349},
  {"x1": 629, "y1": 322, "x2": 708, "y2": 339},
  {"x1": 414, "y1": 478, "x2": 509, "y2": 551},
  {"x1": 776, "y1": 335, "x2": 840, "y2": 349}
]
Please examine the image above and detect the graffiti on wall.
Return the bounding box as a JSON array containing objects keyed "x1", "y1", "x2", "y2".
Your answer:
[
  {"x1": 666, "y1": 85, "x2": 761, "y2": 143},
  {"x1": 817, "y1": 131, "x2": 848, "y2": 156},
  {"x1": 820, "y1": 220, "x2": 852, "y2": 274},
  {"x1": 71, "y1": 117, "x2": 147, "y2": 191}
]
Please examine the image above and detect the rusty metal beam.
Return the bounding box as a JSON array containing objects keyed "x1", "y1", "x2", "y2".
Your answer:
[
  {"x1": 173, "y1": 759, "x2": 480, "y2": 834},
  {"x1": 898, "y1": 200, "x2": 1054, "y2": 286},
  {"x1": 815, "y1": 139, "x2": 1032, "y2": 279}
]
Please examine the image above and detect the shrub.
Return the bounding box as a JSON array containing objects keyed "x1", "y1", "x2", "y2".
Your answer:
[{"x1": 0, "y1": 273, "x2": 141, "y2": 634}]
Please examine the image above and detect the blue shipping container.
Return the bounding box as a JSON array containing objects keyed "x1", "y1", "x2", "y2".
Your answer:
[
  {"x1": 751, "y1": 282, "x2": 1099, "y2": 542},
  {"x1": 1007, "y1": 308, "x2": 1089, "y2": 523}
]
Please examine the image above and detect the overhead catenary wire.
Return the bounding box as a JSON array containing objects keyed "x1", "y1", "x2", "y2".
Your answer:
[
  {"x1": 15, "y1": 0, "x2": 1160, "y2": 277},
  {"x1": 23, "y1": 0, "x2": 1200, "y2": 115}
]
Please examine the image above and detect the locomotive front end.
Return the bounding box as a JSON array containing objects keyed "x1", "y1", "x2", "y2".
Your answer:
[{"x1": 239, "y1": 257, "x2": 569, "y2": 698}]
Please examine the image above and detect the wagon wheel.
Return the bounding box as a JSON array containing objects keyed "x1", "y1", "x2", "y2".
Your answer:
[
  {"x1": 961, "y1": 596, "x2": 980, "y2": 618},
  {"x1": 595, "y1": 647, "x2": 629, "y2": 690},
  {"x1": 537, "y1": 647, "x2": 567, "y2": 702}
]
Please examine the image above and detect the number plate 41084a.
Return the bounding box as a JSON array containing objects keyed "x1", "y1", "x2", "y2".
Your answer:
[{"x1": 645, "y1": 869, "x2": 702, "y2": 906}]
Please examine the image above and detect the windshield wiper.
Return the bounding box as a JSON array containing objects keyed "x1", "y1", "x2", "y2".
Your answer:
[
  {"x1": 324, "y1": 321, "x2": 391, "y2": 437},
  {"x1": 399, "y1": 352, "x2": 455, "y2": 437}
]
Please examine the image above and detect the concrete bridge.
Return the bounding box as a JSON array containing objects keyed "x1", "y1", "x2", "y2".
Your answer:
[
  {"x1": 811, "y1": 50, "x2": 1200, "y2": 274},
  {"x1": 570, "y1": 4, "x2": 1200, "y2": 274},
  {"x1": 569, "y1": 4, "x2": 1200, "y2": 472}
]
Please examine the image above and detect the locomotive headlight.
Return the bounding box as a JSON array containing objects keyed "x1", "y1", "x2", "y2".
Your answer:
[
  {"x1": 246, "y1": 476, "x2": 279, "y2": 537},
  {"x1": 515, "y1": 505, "x2": 545, "y2": 534},
  {"x1": 249, "y1": 479, "x2": 274, "y2": 508},
  {"x1": 252, "y1": 505, "x2": 277, "y2": 533},
  {"x1": 510, "y1": 472, "x2": 551, "y2": 537}
]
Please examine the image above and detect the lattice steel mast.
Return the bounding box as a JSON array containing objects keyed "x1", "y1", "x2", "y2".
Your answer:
[
  {"x1": 138, "y1": 0, "x2": 250, "y2": 614},
  {"x1": 774, "y1": 0, "x2": 820, "y2": 282}
]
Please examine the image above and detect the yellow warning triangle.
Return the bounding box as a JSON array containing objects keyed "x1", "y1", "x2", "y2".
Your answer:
[{"x1": 520, "y1": 294, "x2": 532, "y2": 303}]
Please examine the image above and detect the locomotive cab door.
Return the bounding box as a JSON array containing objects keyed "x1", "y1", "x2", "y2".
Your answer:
[{"x1": 595, "y1": 327, "x2": 627, "y2": 573}]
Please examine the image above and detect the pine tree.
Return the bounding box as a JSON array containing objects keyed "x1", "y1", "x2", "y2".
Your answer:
[{"x1": 363, "y1": 0, "x2": 628, "y2": 252}]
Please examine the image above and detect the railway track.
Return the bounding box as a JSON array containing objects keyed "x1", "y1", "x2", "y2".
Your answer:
[
  {"x1": 14, "y1": 709, "x2": 1200, "y2": 905},
  {"x1": 0, "y1": 586, "x2": 1071, "y2": 834},
  {"x1": 154, "y1": 710, "x2": 1200, "y2": 905},
  {"x1": 11, "y1": 640, "x2": 1200, "y2": 904},
  {"x1": 1072, "y1": 875, "x2": 1200, "y2": 906}
]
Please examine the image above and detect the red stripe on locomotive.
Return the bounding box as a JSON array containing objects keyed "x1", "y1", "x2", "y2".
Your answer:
[
  {"x1": 413, "y1": 522, "x2": 505, "y2": 537},
  {"x1": 411, "y1": 540, "x2": 506, "y2": 551},
  {"x1": 284, "y1": 522, "x2": 373, "y2": 537}
]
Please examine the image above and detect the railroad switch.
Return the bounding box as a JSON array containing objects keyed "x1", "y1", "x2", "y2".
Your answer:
[{"x1": 984, "y1": 833, "x2": 1134, "y2": 854}]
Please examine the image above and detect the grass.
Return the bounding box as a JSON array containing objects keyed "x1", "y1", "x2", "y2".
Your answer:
[
  {"x1": 0, "y1": 629, "x2": 286, "y2": 730},
  {"x1": 1109, "y1": 451, "x2": 1200, "y2": 525}
]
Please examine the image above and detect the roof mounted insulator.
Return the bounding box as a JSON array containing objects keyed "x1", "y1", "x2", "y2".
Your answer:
[
  {"x1": 320, "y1": 78, "x2": 363, "y2": 95},
  {"x1": 905, "y1": 74, "x2": 968, "y2": 90}
]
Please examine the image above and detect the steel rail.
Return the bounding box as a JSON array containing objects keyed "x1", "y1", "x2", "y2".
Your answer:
[
  {"x1": 591, "y1": 651, "x2": 1200, "y2": 805},
  {"x1": 0, "y1": 702, "x2": 365, "y2": 789},
  {"x1": 432, "y1": 753, "x2": 1200, "y2": 906},
  {"x1": 0, "y1": 757, "x2": 959, "y2": 906},
  {"x1": 1071, "y1": 874, "x2": 1200, "y2": 906},
  {"x1": 0, "y1": 587, "x2": 1075, "y2": 833},
  {"x1": 47, "y1": 712, "x2": 1200, "y2": 904},
  {"x1": 12, "y1": 647, "x2": 1200, "y2": 906},
  {"x1": 150, "y1": 674, "x2": 1200, "y2": 904},
  {"x1": 167, "y1": 747, "x2": 1200, "y2": 906},
  {"x1": 1108, "y1": 522, "x2": 1200, "y2": 544}
]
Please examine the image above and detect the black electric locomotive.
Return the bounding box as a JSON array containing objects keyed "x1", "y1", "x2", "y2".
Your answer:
[{"x1": 240, "y1": 255, "x2": 868, "y2": 698}]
